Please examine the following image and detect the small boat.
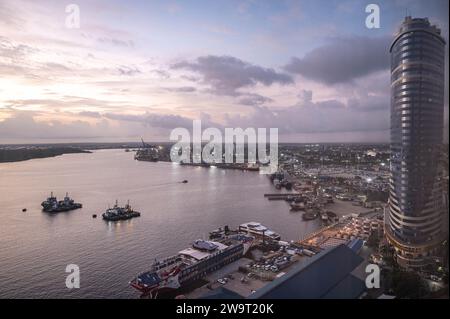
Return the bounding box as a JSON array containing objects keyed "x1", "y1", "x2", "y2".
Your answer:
[
  {"x1": 326, "y1": 211, "x2": 339, "y2": 222},
  {"x1": 302, "y1": 212, "x2": 319, "y2": 221},
  {"x1": 181, "y1": 180, "x2": 188, "y2": 184},
  {"x1": 290, "y1": 202, "x2": 305, "y2": 211}
]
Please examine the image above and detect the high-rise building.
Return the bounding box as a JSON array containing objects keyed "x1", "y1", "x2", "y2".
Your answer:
[{"x1": 386, "y1": 17, "x2": 447, "y2": 269}]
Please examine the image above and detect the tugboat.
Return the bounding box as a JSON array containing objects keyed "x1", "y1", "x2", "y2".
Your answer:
[
  {"x1": 102, "y1": 200, "x2": 141, "y2": 221},
  {"x1": 41, "y1": 192, "x2": 82, "y2": 213}
]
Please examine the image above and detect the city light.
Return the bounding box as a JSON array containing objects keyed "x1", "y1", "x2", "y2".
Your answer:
[{"x1": 0, "y1": 0, "x2": 447, "y2": 305}]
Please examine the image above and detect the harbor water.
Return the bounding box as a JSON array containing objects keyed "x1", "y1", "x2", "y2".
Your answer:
[{"x1": 0, "y1": 149, "x2": 319, "y2": 298}]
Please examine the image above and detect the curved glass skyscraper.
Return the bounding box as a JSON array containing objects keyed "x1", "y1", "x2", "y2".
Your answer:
[{"x1": 387, "y1": 17, "x2": 447, "y2": 269}]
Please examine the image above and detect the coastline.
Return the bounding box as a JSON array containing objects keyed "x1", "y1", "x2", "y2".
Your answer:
[{"x1": 0, "y1": 147, "x2": 92, "y2": 163}]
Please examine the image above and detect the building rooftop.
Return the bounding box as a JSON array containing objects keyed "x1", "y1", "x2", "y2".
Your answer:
[
  {"x1": 178, "y1": 248, "x2": 212, "y2": 261},
  {"x1": 200, "y1": 287, "x2": 243, "y2": 299},
  {"x1": 347, "y1": 238, "x2": 364, "y2": 253},
  {"x1": 248, "y1": 244, "x2": 365, "y2": 299}
]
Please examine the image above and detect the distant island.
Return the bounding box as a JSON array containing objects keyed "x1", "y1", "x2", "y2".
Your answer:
[{"x1": 0, "y1": 147, "x2": 92, "y2": 163}]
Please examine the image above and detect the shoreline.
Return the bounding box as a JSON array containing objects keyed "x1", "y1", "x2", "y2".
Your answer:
[{"x1": 0, "y1": 147, "x2": 92, "y2": 163}]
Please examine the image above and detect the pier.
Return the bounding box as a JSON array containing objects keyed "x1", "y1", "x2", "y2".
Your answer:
[{"x1": 263, "y1": 193, "x2": 298, "y2": 197}]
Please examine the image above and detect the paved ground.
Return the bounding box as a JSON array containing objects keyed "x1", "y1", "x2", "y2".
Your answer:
[
  {"x1": 185, "y1": 255, "x2": 309, "y2": 298},
  {"x1": 185, "y1": 258, "x2": 262, "y2": 298},
  {"x1": 327, "y1": 199, "x2": 373, "y2": 217}
]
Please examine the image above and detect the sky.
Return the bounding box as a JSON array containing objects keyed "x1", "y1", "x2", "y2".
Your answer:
[{"x1": 0, "y1": 0, "x2": 448, "y2": 143}]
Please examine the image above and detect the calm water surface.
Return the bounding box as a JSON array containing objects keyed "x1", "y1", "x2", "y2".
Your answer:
[{"x1": 0, "y1": 149, "x2": 319, "y2": 298}]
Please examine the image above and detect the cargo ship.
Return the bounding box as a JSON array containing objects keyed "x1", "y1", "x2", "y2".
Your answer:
[
  {"x1": 134, "y1": 138, "x2": 159, "y2": 162},
  {"x1": 41, "y1": 192, "x2": 82, "y2": 213},
  {"x1": 102, "y1": 200, "x2": 141, "y2": 221},
  {"x1": 129, "y1": 234, "x2": 254, "y2": 296}
]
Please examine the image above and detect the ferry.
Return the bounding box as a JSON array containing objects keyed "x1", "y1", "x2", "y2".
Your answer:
[
  {"x1": 129, "y1": 234, "x2": 253, "y2": 296},
  {"x1": 238, "y1": 222, "x2": 281, "y2": 241}
]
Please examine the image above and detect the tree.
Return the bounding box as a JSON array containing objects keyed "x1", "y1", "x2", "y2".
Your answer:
[
  {"x1": 391, "y1": 270, "x2": 428, "y2": 299},
  {"x1": 367, "y1": 232, "x2": 380, "y2": 248},
  {"x1": 380, "y1": 245, "x2": 397, "y2": 269}
]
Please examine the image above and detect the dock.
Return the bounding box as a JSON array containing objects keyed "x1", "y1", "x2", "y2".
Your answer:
[
  {"x1": 264, "y1": 193, "x2": 298, "y2": 197},
  {"x1": 264, "y1": 193, "x2": 301, "y2": 201}
]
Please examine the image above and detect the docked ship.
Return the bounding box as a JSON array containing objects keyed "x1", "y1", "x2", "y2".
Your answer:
[
  {"x1": 129, "y1": 234, "x2": 254, "y2": 296},
  {"x1": 41, "y1": 192, "x2": 82, "y2": 213},
  {"x1": 302, "y1": 211, "x2": 319, "y2": 221},
  {"x1": 238, "y1": 222, "x2": 281, "y2": 241},
  {"x1": 134, "y1": 138, "x2": 159, "y2": 162},
  {"x1": 102, "y1": 200, "x2": 141, "y2": 221},
  {"x1": 290, "y1": 201, "x2": 305, "y2": 211}
]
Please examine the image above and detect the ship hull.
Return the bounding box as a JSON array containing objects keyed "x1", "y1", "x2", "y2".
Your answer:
[
  {"x1": 42, "y1": 203, "x2": 82, "y2": 213},
  {"x1": 130, "y1": 239, "x2": 253, "y2": 297}
]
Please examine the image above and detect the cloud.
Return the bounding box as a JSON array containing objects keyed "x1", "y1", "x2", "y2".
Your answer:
[
  {"x1": 284, "y1": 36, "x2": 390, "y2": 84},
  {"x1": 238, "y1": 94, "x2": 273, "y2": 106},
  {"x1": 103, "y1": 112, "x2": 219, "y2": 130},
  {"x1": 0, "y1": 36, "x2": 38, "y2": 59},
  {"x1": 0, "y1": 111, "x2": 219, "y2": 142},
  {"x1": 298, "y1": 90, "x2": 313, "y2": 103},
  {"x1": 224, "y1": 92, "x2": 389, "y2": 136},
  {"x1": 80, "y1": 25, "x2": 136, "y2": 48},
  {"x1": 348, "y1": 95, "x2": 388, "y2": 112},
  {"x1": 0, "y1": 112, "x2": 117, "y2": 140},
  {"x1": 171, "y1": 55, "x2": 293, "y2": 96},
  {"x1": 5, "y1": 96, "x2": 120, "y2": 111},
  {"x1": 0, "y1": 1, "x2": 25, "y2": 27},
  {"x1": 97, "y1": 37, "x2": 135, "y2": 48},
  {"x1": 78, "y1": 111, "x2": 102, "y2": 118},
  {"x1": 140, "y1": 113, "x2": 194, "y2": 129},
  {"x1": 164, "y1": 86, "x2": 196, "y2": 93},
  {"x1": 44, "y1": 62, "x2": 72, "y2": 73},
  {"x1": 117, "y1": 65, "x2": 141, "y2": 76},
  {"x1": 151, "y1": 69, "x2": 171, "y2": 79}
]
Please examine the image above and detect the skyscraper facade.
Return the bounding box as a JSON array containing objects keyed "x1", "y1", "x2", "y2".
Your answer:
[{"x1": 387, "y1": 17, "x2": 447, "y2": 269}]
